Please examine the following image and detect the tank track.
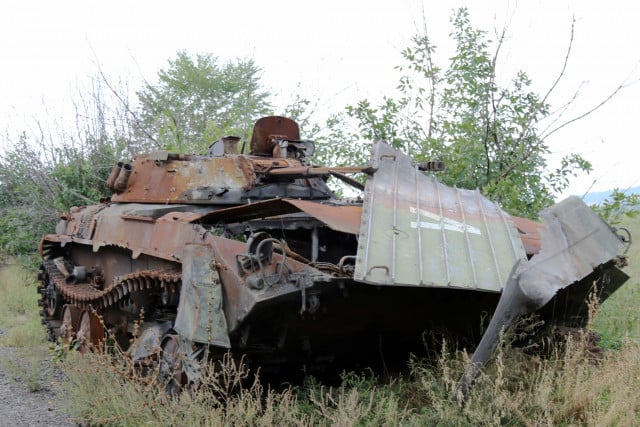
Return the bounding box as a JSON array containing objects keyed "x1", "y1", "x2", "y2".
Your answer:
[{"x1": 38, "y1": 258, "x2": 181, "y2": 338}]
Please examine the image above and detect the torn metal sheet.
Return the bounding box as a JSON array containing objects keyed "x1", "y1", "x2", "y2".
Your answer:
[
  {"x1": 517, "y1": 196, "x2": 625, "y2": 306},
  {"x1": 511, "y1": 215, "x2": 543, "y2": 256},
  {"x1": 455, "y1": 196, "x2": 627, "y2": 401},
  {"x1": 355, "y1": 142, "x2": 526, "y2": 290},
  {"x1": 197, "y1": 198, "x2": 362, "y2": 235},
  {"x1": 286, "y1": 199, "x2": 362, "y2": 235}
]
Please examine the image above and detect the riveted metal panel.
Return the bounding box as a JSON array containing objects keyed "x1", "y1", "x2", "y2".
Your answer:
[
  {"x1": 354, "y1": 142, "x2": 526, "y2": 291},
  {"x1": 174, "y1": 244, "x2": 230, "y2": 347}
]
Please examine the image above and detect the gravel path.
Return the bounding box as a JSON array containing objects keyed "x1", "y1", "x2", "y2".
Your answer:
[{"x1": 0, "y1": 340, "x2": 76, "y2": 427}]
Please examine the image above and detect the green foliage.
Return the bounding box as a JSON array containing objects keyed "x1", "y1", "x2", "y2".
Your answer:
[
  {"x1": 0, "y1": 135, "x2": 57, "y2": 258},
  {"x1": 48, "y1": 137, "x2": 123, "y2": 211},
  {"x1": 0, "y1": 72, "x2": 135, "y2": 259},
  {"x1": 591, "y1": 188, "x2": 640, "y2": 225},
  {"x1": 137, "y1": 51, "x2": 272, "y2": 153},
  {"x1": 280, "y1": 93, "x2": 324, "y2": 144},
  {"x1": 312, "y1": 112, "x2": 371, "y2": 167},
  {"x1": 310, "y1": 112, "x2": 372, "y2": 196},
  {"x1": 0, "y1": 264, "x2": 40, "y2": 324},
  {"x1": 0, "y1": 208, "x2": 48, "y2": 258},
  {"x1": 320, "y1": 8, "x2": 592, "y2": 218},
  {"x1": 0, "y1": 133, "x2": 124, "y2": 258}
]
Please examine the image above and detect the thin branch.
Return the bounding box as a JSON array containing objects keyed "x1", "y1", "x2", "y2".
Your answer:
[
  {"x1": 581, "y1": 179, "x2": 598, "y2": 199},
  {"x1": 541, "y1": 78, "x2": 631, "y2": 140},
  {"x1": 86, "y1": 39, "x2": 161, "y2": 148},
  {"x1": 497, "y1": 148, "x2": 535, "y2": 181},
  {"x1": 483, "y1": 22, "x2": 508, "y2": 182},
  {"x1": 536, "y1": 19, "x2": 640, "y2": 142},
  {"x1": 514, "y1": 16, "x2": 575, "y2": 149},
  {"x1": 539, "y1": 82, "x2": 584, "y2": 136},
  {"x1": 415, "y1": 4, "x2": 439, "y2": 144},
  {"x1": 541, "y1": 17, "x2": 575, "y2": 106}
]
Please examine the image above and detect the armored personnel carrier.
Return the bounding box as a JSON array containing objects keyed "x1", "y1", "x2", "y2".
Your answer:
[{"x1": 38, "y1": 116, "x2": 630, "y2": 387}]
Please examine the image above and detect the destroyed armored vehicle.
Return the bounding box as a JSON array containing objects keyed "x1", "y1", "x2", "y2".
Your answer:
[{"x1": 38, "y1": 116, "x2": 630, "y2": 385}]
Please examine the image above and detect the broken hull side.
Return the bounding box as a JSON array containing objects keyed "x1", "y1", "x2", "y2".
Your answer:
[
  {"x1": 230, "y1": 281, "x2": 502, "y2": 376},
  {"x1": 536, "y1": 262, "x2": 629, "y2": 328},
  {"x1": 227, "y1": 263, "x2": 628, "y2": 377}
]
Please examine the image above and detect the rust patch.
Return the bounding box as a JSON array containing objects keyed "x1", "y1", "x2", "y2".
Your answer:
[
  {"x1": 286, "y1": 199, "x2": 361, "y2": 235},
  {"x1": 511, "y1": 215, "x2": 543, "y2": 256},
  {"x1": 111, "y1": 156, "x2": 255, "y2": 203},
  {"x1": 250, "y1": 116, "x2": 300, "y2": 155},
  {"x1": 197, "y1": 198, "x2": 361, "y2": 235}
]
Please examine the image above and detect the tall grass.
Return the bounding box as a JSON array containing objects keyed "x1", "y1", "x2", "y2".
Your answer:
[
  {"x1": 0, "y1": 262, "x2": 50, "y2": 391},
  {"x1": 594, "y1": 216, "x2": 640, "y2": 348},
  {"x1": 55, "y1": 329, "x2": 640, "y2": 426},
  {"x1": 58, "y1": 345, "x2": 415, "y2": 426},
  {"x1": 411, "y1": 335, "x2": 640, "y2": 425}
]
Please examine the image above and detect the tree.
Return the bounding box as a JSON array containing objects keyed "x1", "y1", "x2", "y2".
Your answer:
[
  {"x1": 0, "y1": 133, "x2": 122, "y2": 260},
  {"x1": 0, "y1": 77, "x2": 131, "y2": 261},
  {"x1": 136, "y1": 51, "x2": 272, "y2": 153},
  {"x1": 316, "y1": 8, "x2": 600, "y2": 218}
]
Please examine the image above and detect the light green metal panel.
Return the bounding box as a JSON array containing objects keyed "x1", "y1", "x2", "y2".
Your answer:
[
  {"x1": 174, "y1": 244, "x2": 230, "y2": 347},
  {"x1": 354, "y1": 142, "x2": 526, "y2": 291}
]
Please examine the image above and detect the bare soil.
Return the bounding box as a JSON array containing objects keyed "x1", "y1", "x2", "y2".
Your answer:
[{"x1": 0, "y1": 335, "x2": 75, "y2": 427}]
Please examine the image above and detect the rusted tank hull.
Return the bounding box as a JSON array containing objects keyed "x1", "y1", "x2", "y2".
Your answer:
[
  {"x1": 38, "y1": 236, "x2": 626, "y2": 378},
  {"x1": 38, "y1": 201, "x2": 627, "y2": 380},
  {"x1": 37, "y1": 119, "x2": 630, "y2": 387}
]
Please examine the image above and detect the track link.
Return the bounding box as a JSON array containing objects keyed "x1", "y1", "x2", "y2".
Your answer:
[
  {"x1": 38, "y1": 256, "x2": 181, "y2": 340},
  {"x1": 40, "y1": 259, "x2": 181, "y2": 310}
]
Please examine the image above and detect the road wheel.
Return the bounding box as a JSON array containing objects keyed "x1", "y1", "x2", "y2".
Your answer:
[
  {"x1": 59, "y1": 304, "x2": 81, "y2": 345},
  {"x1": 76, "y1": 309, "x2": 104, "y2": 353},
  {"x1": 159, "y1": 334, "x2": 185, "y2": 397}
]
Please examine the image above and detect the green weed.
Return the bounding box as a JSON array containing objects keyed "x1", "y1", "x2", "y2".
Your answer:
[
  {"x1": 0, "y1": 263, "x2": 40, "y2": 324},
  {"x1": 0, "y1": 261, "x2": 53, "y2": 393},
  {"x1": 595, "y1": 216, "x2": 640, "y2": 347}
]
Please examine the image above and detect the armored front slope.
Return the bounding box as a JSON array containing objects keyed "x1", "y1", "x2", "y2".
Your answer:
[{"x1": 38, "y1": 116, "x2": 630, "y2": 382}]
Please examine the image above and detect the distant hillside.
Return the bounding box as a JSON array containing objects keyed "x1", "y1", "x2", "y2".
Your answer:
[{"x1": 581, "y1": 187, "x2": 640, "y2": 206}]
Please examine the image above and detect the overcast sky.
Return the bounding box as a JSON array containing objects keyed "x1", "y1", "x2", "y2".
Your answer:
[{"x1": 1, "y1": 0, "x2": 638, "y2": 198}]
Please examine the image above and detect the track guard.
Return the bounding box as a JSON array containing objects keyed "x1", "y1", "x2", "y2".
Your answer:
[{"x1": 174, "y1": 244, "x2": 230, "y2": 348}]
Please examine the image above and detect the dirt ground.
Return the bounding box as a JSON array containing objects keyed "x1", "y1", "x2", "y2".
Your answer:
[{"x1": 0, "y1": 336, "x2": 75, "y2": 427}]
